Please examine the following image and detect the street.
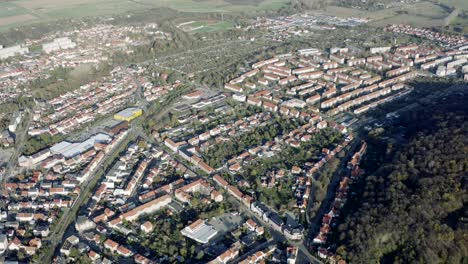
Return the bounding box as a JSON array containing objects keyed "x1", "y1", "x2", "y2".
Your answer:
[{"x1": 0, "y1": 107, "x2": 34, "y2": 191}]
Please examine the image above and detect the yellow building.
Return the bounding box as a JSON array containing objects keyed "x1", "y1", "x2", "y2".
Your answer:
[{"x1": 114, "y1": 107, "x2": 142, "y2": 122}]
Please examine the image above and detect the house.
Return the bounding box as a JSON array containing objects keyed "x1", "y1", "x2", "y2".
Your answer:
[
  {"x1": 245, "y1": 82, "x2": 257, "y2": 89},
  {"x1": 245, "y1": 219, "x2": 258, "y2": 232},
  {"x1": 283, "y1": 225, "x2": 304, "y2": 240},
  {"x1": 267, "y1": 212, "x2": 284, "y2": 231},
  {"x1": 175, "y1": 189, "x2": 193, "y2": 203},
  {"x1": 211, "y1": 248, "x2": 239, "y2": 264},
  {"x1": 135, "y1": 254, "x2": 154, "y2": 264},
  {"x1": 117, "y1": 245, "x2": 133, "y2": 257},
  {"x1": 104, "y1": 239, "x2": 119, "y2": 252},
  {"x1": 164, "y1": 138, "x2": 186, "y2": 152},
  {"x1": 263, "y1": 101, "x2": 278, "y2": 112},
  {"x1": 258, "y1": 78, "x2": 268, "y2": 85},
  {"x1": 251, "y1": 202, "x2": 270, "y2": 219},
  {"x1": 183, "y1": 90, "x2": 203, "y2": 99},
  {"x1": 227, "y1": 185, "x2": 244, "y2": 200},
  {"x1": 60, "y1": 240, "x2": 74, "y2": 256},
  {"x1": 279, "y1": 107, "x2": 290, "y2": 115},
  {"x1": 317, "y1": 120, "x2": 327, "y2": 129},
  {"x1": 242, "y1": 195, "x2": 254, "y2": 207},
  {"x1": 88, "y1": 250, "x2": 101, "y2": 261},
  {"x1": 244, "y1": 219, "x2": 264, "y2": 235},
  {"x1": 225, "y1": 83, "x2": 243, "y2": 93},
  {"x1": 229, "y1": 162, "x2": 242, "y2": 172},
  {"x1": 306, "y1": 94, "x2": 321, "y2": 105},
  {"x1": 246, "y1": 96, "x2": 262, "y2": 107},
  {"x1": 141, "y1": 221, "x2": 153, "y2": 233},
  {"x1": 211, "y1": 190, "x2": 223, "y2": 202},
  {"x1": 264, "y1": 73, "x2": 280, "y2": 81},
  {"x1": 298, "y1": 71, "x2": 323, "y2": 80},
  {"x1": 8, "y1": 237, "x2": 21, "y2": 251},
  {"x1": 75, "y1": 216, "x2": 96, "y2": 233},
  {"x1": 233, "y1": 94, "x2": 247, "y2": 102},
  {"x1": 213, "y1": 174, "x2": 229, "y2": 189},
  {"x1": 291, "y1": 166, "x2": 302, "y2": 174},
  {"x1": 230, "y1": 76, "x2": 245, "y2": 84},
  {"x1": 198, "y1": 161, "x2": 215, "y2": 174},
  {"x1": 117, "y1": 194, "x2": 172, "y2": 223}
]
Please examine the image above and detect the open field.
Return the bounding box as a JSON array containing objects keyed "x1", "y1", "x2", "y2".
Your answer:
[
  {"x1": 0, "y1": 0, "x2": 288, "y2": 31},
  {"x1": 0, "y1": 2, "x2": 30, "y2": 17},
  {"x1": 178, "y1": 20, "x2": 235, "y2": 32},
  {"x1": 0, "y1": 1, "x2": 39, "y2": 27},
  {"x1": 436, "y1": 0, "x2": 468, "y2": 28},
  {"x1": 437, "y1": 0, "x2": 468, "y2": 11},
  {"x1": 193, "y1": 21, "x2": 234, "y2": 32},
  {"x1": 136, "y1": 0, "x2": 288, "y2": 13},
  {"x1": 0, "y1": 14, "x2": 37, "y2": 27},
  {"x1": 312, "y1": 1, "x2": 450, "y2": 27}
]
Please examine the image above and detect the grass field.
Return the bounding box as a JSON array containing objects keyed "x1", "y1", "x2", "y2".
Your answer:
[
  {"x1": 0, "y1": 1, "x2": 39, "y2": 27},
  {"x1": 0, "y1": 0, "x2": 289, "y2": 31},
  {"x1": 314, "y1": 1, "x2": 450, "y2": 27},
  {"x1": 136, "y1": 0, "x2": 288, "y2": 13},
  {"x1": 438, "y1": 0, "x2": 468, "y2": 11},
  {"x1": 0, "y1": 0, "x2": 464, "y2": 32},
  {"x1": 0, "y1": 2, "x2": 30, "y2": 17},
  {"x1": 179, "y1": 20, "x2": 235, "y2": 32}
]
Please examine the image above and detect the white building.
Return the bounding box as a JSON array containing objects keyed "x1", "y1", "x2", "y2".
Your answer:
[
  {"x1": 181, "y1": 219, "x2": 218, "y2": 244},
  {"x1": 282, "y1": 99, "x2": 307, "y2": 109},
  {"x1": 297, "y1": 48, "x2": 321, "y2": 56},
  {"x1": 43, "y1": 37, "x2": 76, "y2": 53},
  {"x1": 8, "y1": 111, "x2": 23, "y2": 133},
  {"x1": 0, "y1": 235, "x2": 8, "y2": 255},
  {"x1": 369, "y1": 46, "x2": 391, "y2": 54},
  {"x1": 75, "y1": 216, "x2": 96, "y2": 233},
  {"x1": 0, "y1": 45, "x2": 29, "y2": 59}
]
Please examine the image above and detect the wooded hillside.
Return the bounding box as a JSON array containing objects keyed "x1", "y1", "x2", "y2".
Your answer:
[{"x1": 334, "y1": 91, "x2": 468, "y2": 263}]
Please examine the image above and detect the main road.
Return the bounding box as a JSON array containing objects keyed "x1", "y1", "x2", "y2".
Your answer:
[
  {"x1": 0, "y1": 107, "x2": 35, "y2": 192},
  {"x1": 40, "y1": 127, "x2": 136, "y2": 263}
]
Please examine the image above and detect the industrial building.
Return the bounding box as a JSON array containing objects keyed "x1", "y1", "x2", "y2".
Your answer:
[
  {"x1": 50, "y1": 133, "x2": 112, "y2": 159},
  {"x1": 0, "y1": 45, "x2": 29, "y2": 59},
  {"x1": 114, "y1": 107, "x2": 143, "y2": 122},
  {"x1": 43, "y1": 37, "x2": 77, "y2": 54}
]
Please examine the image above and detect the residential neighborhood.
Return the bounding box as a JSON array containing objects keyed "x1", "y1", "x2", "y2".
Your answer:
[{"x1": 0, "y1": 2, "x2": 467, "y2": 263}]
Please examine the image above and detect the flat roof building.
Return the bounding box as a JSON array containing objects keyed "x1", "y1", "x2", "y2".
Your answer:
[
  {"x1": 50, "y1": 133, "x2": 111, "y2": 159},
  {"x1": 114, "y1": 107, "x2": 143, "y2": 122},
  {"x1": 181, "y1": 219, "x2": 218, "y2": 244}
]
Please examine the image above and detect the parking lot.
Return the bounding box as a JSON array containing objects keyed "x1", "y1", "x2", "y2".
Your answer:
[{"x1": 209, "y1": 212, "x2": 243, "y2": 234}]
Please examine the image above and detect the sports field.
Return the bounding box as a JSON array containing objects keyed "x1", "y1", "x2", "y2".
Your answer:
[
  {"x1": 0, "y1": 0, "x2": 289, "y2": 30},
  {"x1": 178, "y1": 20, "x2": 235, "y2": 33}
]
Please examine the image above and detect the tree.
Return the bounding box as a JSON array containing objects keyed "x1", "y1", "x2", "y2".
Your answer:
[{"x1": 330, "y1": 92, "x2": 468, "y2": 263}]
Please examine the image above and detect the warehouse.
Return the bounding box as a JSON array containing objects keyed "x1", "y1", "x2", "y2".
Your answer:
[
  {"x1": 50, "y1": 133, "x2": 112, "y2": 159},
  {"x1": 114, "y1": 107, "x2": 143, "y2": 122}
]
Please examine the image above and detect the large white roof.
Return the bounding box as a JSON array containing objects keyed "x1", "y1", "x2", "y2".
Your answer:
[{"x1": 50, "y1": 133, "x2": 111, "y2": 158}]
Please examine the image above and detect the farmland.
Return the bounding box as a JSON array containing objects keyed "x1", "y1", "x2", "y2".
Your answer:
[
  {"x1": 437, "y1": 0, "x2": 468, "y2": 11},
  {"x1": 309, "y1": 1, "x2": 452, "y2": 27},
  {"x1": 0, "y1": 0, "x2": 289, "y2": 30}
]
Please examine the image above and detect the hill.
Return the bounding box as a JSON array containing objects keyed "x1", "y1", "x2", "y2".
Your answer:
[{"x1": 333, "y1": 90, "x2": 468, "y2": 263}]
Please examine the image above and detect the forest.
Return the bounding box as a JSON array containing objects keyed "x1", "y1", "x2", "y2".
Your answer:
[{"x1": 332, "y1": 90, "x2": 467, "y2": 263}]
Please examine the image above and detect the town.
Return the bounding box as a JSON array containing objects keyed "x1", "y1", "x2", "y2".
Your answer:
[{"x1": 0, "y1": 2, "x2": 467, "y2": 263}]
